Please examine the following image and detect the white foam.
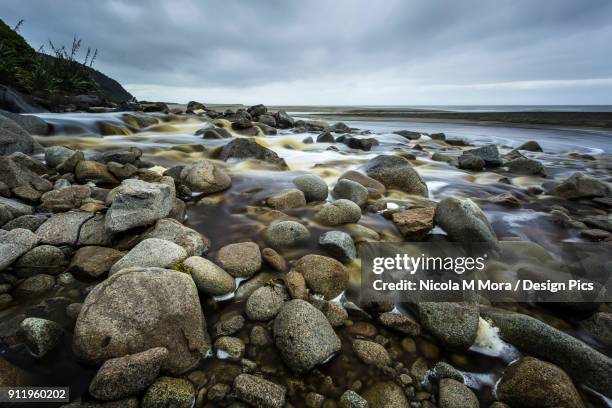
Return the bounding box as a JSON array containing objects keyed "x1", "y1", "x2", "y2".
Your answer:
[
  {"x1": 463, "y1": 372, "x2": 498, "y2": 390},
  {"x1": 470, "y1": 318, "x2": 521, "y2": 362}
]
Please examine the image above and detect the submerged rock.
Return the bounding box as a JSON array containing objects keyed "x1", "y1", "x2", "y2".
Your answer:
[
  {"x1": 434, "y1": 196, "x2": 498, "y2": 246},
  {"x1": 319, "y1": 230, "x2": 357, "y2": 262},
  {"x1": 294, "y1": 254, "x2": 348, "y2": 300},
  {"x1": 352, "y1": 339, "x2": 391, "y2": 367},
  {"x1": 73, "y1": 267, "x2": 210, "y2": 375},
  {"x1": 20, "y1": 317, "x2": 63, "y2": 358},
  {"x1": 273, "y1": 300, "x2": 341, "y2": 373},
  {"x1": 363, "y1": 155, "x2": 428, "y2": 196},
  {"x1": 496, "y1": 357, "x2": 584, "y2": 408},
  {"x1": 363, "y1": 381, "x2": 409, "y2": 408},
  {"x1": 105, "y1": 179, "x2": 173, "y2": 232},
  {"x1": 179, "y1": 159, "x2": 231, "y2": 194}
]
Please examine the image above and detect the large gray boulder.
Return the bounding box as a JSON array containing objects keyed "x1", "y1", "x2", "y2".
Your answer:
[
  {"x1": 45, "y1": 146, "x2": 75, "y2": 168},
  {"x1": 0, "y1": 196, "x2": 33, "y2": 226},
  {"x1": 35, "y1": 211, "x2": 93, "y2": 245},
  {"x1": 463, "y1": 144, "x2": 502, "y2": 167},
  {"x1": 140, "y1": 218, "x2": 207, "y2": 256},
  {"x1": 73, "y1": 267, "x2": 210, "y2": 375},
  {"x1": 0, "y1": 156, "x2": 52, "y2": 192},
  {"x1": 481, "y1": 307, "x2": 611, "y2": 397},
  {"x1": 179, "y1": 159, "x2": 231, "y2": 194},
  {"x1": 434, "y1": 196, "x2": 498, "y2": 246},
  {"x1": 0, "y1": 115, "x2": 43, "y2": 155},
  {"x1": 109, "y1": 238, "x2": 188, "y2": 274},
  {"x1": 0, "y1": 110, "x2": 48, "y2": 135},
  {"x1": 105, "y1": 179, "x2": 173, "y2": 232},
  {"x1": 0, "y1": 228, "x2": 39, "y2": 271},
  {"x1": 363, "y1": 155, "x2": 428, "y2": 196},
  {"x1": 273, "y1": 299, "x2": 341, "y2": 373}
]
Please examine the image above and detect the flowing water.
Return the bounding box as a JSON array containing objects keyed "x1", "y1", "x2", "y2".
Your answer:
[{"x1": 2, "y1": 111, "x2": 611, "y2": 407}]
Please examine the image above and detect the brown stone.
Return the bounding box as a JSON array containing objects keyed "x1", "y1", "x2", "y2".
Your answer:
[{"x1": 391, "y1": 207, "x2": 435, "y2": 239}]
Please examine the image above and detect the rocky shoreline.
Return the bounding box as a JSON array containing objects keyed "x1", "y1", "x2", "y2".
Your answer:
[{"x1": 0, "y1": 103, "x2": 611, "y2": 408}]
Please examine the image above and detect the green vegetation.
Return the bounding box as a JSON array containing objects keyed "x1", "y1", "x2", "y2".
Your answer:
[{"x1": 0, "y1": 18, "x2": 98, "y2": 98}]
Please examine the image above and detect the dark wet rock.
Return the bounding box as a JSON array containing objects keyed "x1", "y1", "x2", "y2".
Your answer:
[
  {"x1": 489, "y1": 192, "x2": 521, "y2": 208},
  {"x1": 481, "y1": 307, "x2": 611, "y2": 396},
  {"x1": 216, "y1": 242, "x2": 261, "y2": 278},
  {"x1": 458, "y1": 155, "x2": 485, "y2": 171},
  {"x1": 262, "y1": 247, "x2": 286, "y2": 271},
  {"x1": 250, "y1": 325, "x2": 272, "y2": 347},
  {"x1": 197, "y1": 127, "x2": 231, "y2": 139},
  {"x1": 393, "y1": 130, "x2": 422, "y2": 140},
  {"x1": 234, "y1": 374, "x2": 286, "y2": 408},
  {"x1": 339, "y1": 170, "x2": 386, "y2": 198},
  {"x1": 429, "y1": 132, "x2": 446, "y2": 141},
  {"x1": 516, "y1": 140, "x2": 543, "y2": 152},
  {"x1": 391, "y1": 207, "x2": 435, "y2": 240},
  {"x1": 179, "y1": 159, "x2": 232, "y2": 193},
  {"x1": 110, "y1": 238, "x2": 188, "y2": 274},
  {"x1": 438, "y1": 378, "x2": 478, "y2": 408},
  {"x1": 319, "y1": 231, "x2": 356, "y2": 262},
  {"x1": 89, "y1": 347, "x2": 168, "y2": 401},
  {"x1": 333, "y1": 179, "x2": 369, "y2": 207},
  {"x1": 416, "y1": 302, "x2": 479, "y2": 350},
  {"x1": 431, "y1": 152, "x2": 455, "y2": 163},
  {"x1": 0, "y1": 197, "x2": 34, "y2": 227},
  {"x1": 339, "y1": 390, "x2": 368, "y2": 408},
  {"x1": 257, "y1": 113, "x2": 276, "y2": 127},
  {"x1": 183, "y1": 256, "x2": 235, "y2": 296},
  {"x1": 344, "y1": 137, "x2": 378, "y2": 151},
  {"x1": 141, "y1": 218, "x2": 207, "y2": 256},
  {"x1": 13, "y1": 274, "x2": 55, "y2": 297},
  {"x1": 378, "y1": 311, "x2": 421, "y2": 336},
  {"x1": 214, "y1": 336, "x2": 245, "y2": 361},
  {"x1": 274, "y1": 110, "x2": 295, "y2": 129},
  {"x1": 274, "y1": 299, "x2": 341, "y2": 373},
  {"x1": 581, "y1": 215, "x2": 612, "y2": 232},
  {"x1": 547, "y1": 172, "x2": 610, "y2": 199},
  {"x1": 8, "y1": 152, "x2": 47, "y2": 175},
  {"x1": 14, "y1": 245, "x2": 67, "y2": 277},
  {"x1": 363, "y1": 155, "x2": 428, "y2": 196},
  {"x1": 579, "y1": 228, "x2": 610, "y2": 241},
  {"x1": 352, "y1": 340, "x2": 390, "y2": 368},
  {"x1": 363, "y1": 381, "x2": 409, "y2": 407},
  {"x1": 39, "y1": 185, "x2": 91, "y2": 212},
  {"x1": 105, "y1": 179, "x2": 173, "y2": 232},
  {"x1": 302, "y1": 136, "x2": 314, "y2": 144},
  {"x1": 107, "y1": 162, "x2": 138, "y2": 179},
  {"x1": 0, "y1": 228, "x2": 39, "y2": 270},
  {"x1": 463, "y1": 144, "x2": 502, "y2": 167},
  {"x1": 264, "y1": 220, "x2": 310, "y2": 248},
  {"x1": 293, "y1": 174, "x2": 328, "y2": 202},
  {"x1": 294, "y1": 254, "x2": 348, "y2": 300},
  {"x1": 45, "y1": 146, "x2": 75, "y2": 168},
  {"x1": 246, "y1": 285, "x2": 285, "y2": 321},
  {"x1": 121, "y1": 112, "x2": 159, "y2": 128},
  {"x1": 496, "y1": 357, "x2": 584, "y2": 408},
  {"x1": 68, "y1": 246, "x2": 124, "y2": 278},
  {"x1": 141, "y1": 377, "x2": 194, "y2": 408},
  {"x1": 315, "y1": 199, "x2": 362, "y2": 226},
  {"x1": 213, "y1": 314, "x2": 245, "y2": 338},
  {"x1": 0, "y1": 114, "x2": 43, "y2": 155},
  {"x1": 434, "y1": 196, "x2": 498, "y2": 246},
  {"x1": 0, "y1": 110, "x2": 48, "y2": 135},
  {"x1": 75, "y1": 161, "x2": 118, "y2": 185},
  {"x1": 231, "y1": 117, "x2": 253, "y2": 131},
  {"x1": 506, "y1": 156, "x2": 545, "y2": 175},
  {"x1": 73, "y1": 267, "x2": 210, "y2": 375},
  {"x1": 1, "y1": 214, "x2": 47, "y2": 232},
  {"x1": 36, "y1": 211, "x2": 93, "y2": 245},
  {"x1": 217, "y1": 138, "x2": 288, "y2": 167},
  {"x1": 284, "y1": 270, "x2": 308, "y2": 300},
  {"x1": 267, "y1": 189, "x2": 307, "y2": 210},
  {"x1": 317, "y1": 131, "x2": 335, "y2": 143},
  {"x1": 20, "y1": 317, "x2": 63, "y2": 358}
]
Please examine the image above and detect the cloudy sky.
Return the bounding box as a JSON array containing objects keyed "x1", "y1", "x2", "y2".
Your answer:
[{"x1": 3, "y1": 0, "x2": 612, "y2": 105}]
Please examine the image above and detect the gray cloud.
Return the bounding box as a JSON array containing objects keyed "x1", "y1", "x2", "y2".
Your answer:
[{"x1": 2, "y1": 0, "x2": 612, "y2": 104}]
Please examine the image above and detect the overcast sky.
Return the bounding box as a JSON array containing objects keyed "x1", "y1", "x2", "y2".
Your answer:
[{"x1": 3, "y1": 0, "x2": 612, "y2": 105}]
